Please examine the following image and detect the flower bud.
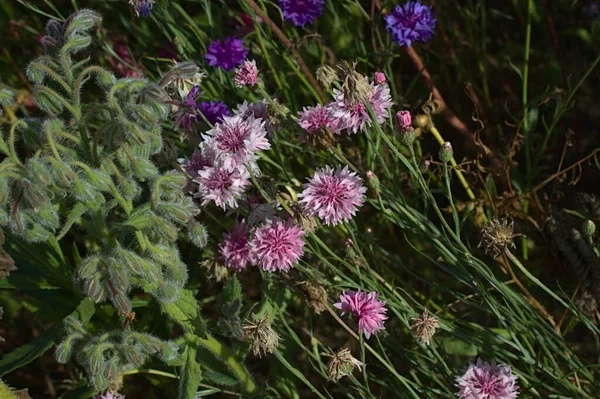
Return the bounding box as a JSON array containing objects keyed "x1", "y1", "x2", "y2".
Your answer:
[
  {"x1": 396, "y1": 110, "x2": 412, "y2": 132},
  {"x1": 399, "y1": 127, "x2": 416, "y2": 147},
  {"x1": 374, "y1": 72, "x2": 386, "y2": 85},
  {"x1": 366, "y1": 171, "x2": 380, "y2": 194},
  {"x1": 420, "y1": 159, "x2": 431, "y2": 173},
  {"x1": 583, "y1": 220, "x2": 596, "y2": 238},
  {"x1": 89, "y1": 374, "x2": 109, "y2": 392},
  {"x1": 438, "y1": 142, "x2": 453, "y2": 163}
]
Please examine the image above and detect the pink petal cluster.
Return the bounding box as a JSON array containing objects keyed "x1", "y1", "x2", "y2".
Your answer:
[
  {"x1": 194, "y1": 164, "x2": 249, "y2": 210},
  {"x1": 235, "y1": 100, "x2": 275, "y2": 138},
  {"x1": 297, "y1": 104, "x2": 339, "y2": 134},
  {"x1": 396, "y1": 110, "x2": 412, "y2": 132},
  {"x1": 299, "y1": 165, "x2": 366, "y2": 225},
  {"x1": 455, "y1": 358, "x2": 519, "y2": 399},
  {"x1": 374, "y1": 72, "x2": 386, "y2": 85},
  {"x1": 93, "y1": 393, "x2": 125, "y2": 399},
  {"x1": 251, "y1": 218, "x2": 305, "y2": 272},
  {"x1": 178, "y1": 148, "x2": 214, "y2": 179},
  {"x1": 329, "y1": 82, "x2": 393, "y2": 134},
  {"x1": 219, "y1": 220, "x2": 255, "y2": 271},
  {"x1": 234, "y1": 59, "x2": 259, "y2": 88},
  {"x1": 334, "y1": 289, "x2": 388, "y2": 339}
]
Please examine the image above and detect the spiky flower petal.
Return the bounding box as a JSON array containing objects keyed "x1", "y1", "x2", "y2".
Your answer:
[
  {"x1": 384, "y1": 1, "x2": 437, "y2": 47},
  {"x1": 234, "y1": 59, "x2": 259, "y2": 88},
  {"x1": 219, "y1": 220, "x2": 255, "y2": 272},
  {"x1": 251, "y1": 218, "x2": 305, "y2": 272},
  {"x1": 329, "y1": 83, "x2": 393, "y2": 134},
  {"x1": 455, "y1": 358, "x2": 519, "y2": 399},
  {"x1": 194, "y1": 165, "x2": 249, "y2": 210},
  {"x1": 334, "y1": 289, "x2": 388, "y2": 339}
]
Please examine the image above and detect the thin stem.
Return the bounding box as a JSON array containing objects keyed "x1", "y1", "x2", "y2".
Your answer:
[
  {"x1": 443, "y1": 162, "x2": 461, "y2": 238},
  {"x1": 273, "y1": 350, "x2": 328, "y2": 399},
  {"x1": 523, "y1": 0, "x2": 533, "y2": 181}
]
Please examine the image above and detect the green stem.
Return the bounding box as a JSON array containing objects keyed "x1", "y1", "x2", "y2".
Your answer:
[
  {"x1": 273, "y1": 350, "x2": 328, "y2": 399},
  {"x1": 443, "y1": 162, "x2": 461, "y2": 239},
  {"x1": 29, "y1": 62, "x2": 72, "y2": 94}
]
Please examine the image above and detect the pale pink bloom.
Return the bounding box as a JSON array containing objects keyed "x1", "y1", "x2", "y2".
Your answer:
[
  {"x1": 374, "y1": 72, "x2": 386, "y2": 85},
  {"x1": 203, "y1": 114, "x2": 270, "y2": 172},
  {"x1": 178, "y1": 146, "x2": 214, "y2": 178},
  {"x1": 251, "y1": 218, "x2": 305, "y2": 272},
  {"x1": 334, "y1": 289, "x2": 387, "y2": 339},
  {"x1": 220, "y1": 220, "x2": 255, "y2": 271},
  {"x1": 329, "y1": 82, "x2": 393, "y2": 134},
  {"x1": 194, "y1": 165, "x2": 249, "y2": 209},
  {"x1": 297, "y1": 104, "x2": 339, "y2": 134},
  {"x1": 455, "y1": 358, "x2": 519, "y2": 399},
  {"x1": 234, "y1": 59, "x2": 259, "y2": 87},
  {"x1": 298, "y1": 165, "x2": 366, "y2": 226},
  {"x1": 396, "y1": 110, "x2": 412, "y2": 132},
  {"x1": 235, "y1": 100, "x2": 275, "y2": 138}
]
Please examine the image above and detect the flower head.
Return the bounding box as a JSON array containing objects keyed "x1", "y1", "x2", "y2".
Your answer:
[
  {"x1": 203, "y1": 114, "x2": 270, "y2": 172},
  {"x1": 297, "y1": 280, "x2": 328, "y2": 314},
  {"x1": 205, "y1": 37, "x2": 248, "y2": 71},
  {"x1": 243, "y1": 312, "x2": 279, "y2": 357},
  {"x1": 374, "y1": 72, "x2": 386, "y2": 85},
  {"x1": 316, "y1": 64, "x2": 340, "y2": 90},
  {"x1": 279, "y1": 0, "x2": 325, "y2": 27},
  {"x1": 194, "y1": 165, "x2": 249, "y2": 210},
  {"x1": 297, "y1": 104, "x2": 338, "y2": 134},
  {"x1": 198, "y1": 100, "x2": 232, "y2": 126},
  {"x1": 334, "y1": 289, "x2": 388, "y2": 339},
  {"x1": 251, "y1": 218, "x2": 305, "y2": 272},
  {"x1": 322, "y1": 347, "x2": 363, "y2": 382},
  {"x1": 384, "y1": 1, "x2": 437, "y2": 47},
  {"x1": 235, "y1": 101, "x2": 276, "y2": 138},
  {"x1": 410, "y1": 309, "x2": 439, "y2": 345},
  {"x1": 219, "y1": 220, "x2": 255, "y2": 272},
  {"x1": 299, "y1": 166, "x2": 366, "y2": 226},
  {"x1": 396, "y1": 110, "x2": 412, "y2": 132},
  {"x1": 178, "y1": 147, "x2": 214, "y2": 179},
  {"x1": 175, "y1": 85, "x2": 203, "y2": 130},
  {"x1": 93, "y1": 392, "x2": 125, "y2": 399},
  {"x1": 234, "y1": 59, "x2": 259, "y2": 88},
  {"x1": 129, "y1": 0, "x2": 152, "y2": 17},
  {"x1": 455, "y1": 358, "x2": 519, "y2": 399},
  {"x1": 479, "y1": 217, "x2": 520, "y2": 258}
]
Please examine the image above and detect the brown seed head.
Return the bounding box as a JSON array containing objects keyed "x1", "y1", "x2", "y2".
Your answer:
[
  {"x1": 479, "y1": 217, "x2": 521, "y2": 258},
  {"x1": 316, "y1": 64, "x2": 339, "y2": 91},
  {"x1": 410, "y1": 309, "x2": 440, "y2": 345},
  {"x1": 322, "y1": 347, "x2": 363, "y2": 382},
  {"x1": 243, "y1": 312, "x2": 280, "y2": 357},
  {"x1": 297, "y1": 281, "x2": 328, "y2": 314},
  {"x1": 337, "y1": 61, "x2": 372, "y2": 105}
]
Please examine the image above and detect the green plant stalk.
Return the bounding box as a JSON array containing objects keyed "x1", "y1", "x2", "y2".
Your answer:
[
  {"x1": 443, "y1": 162, "x2": 461, "y2": 239},
  {"x1": 273, "y1": 350, "x2": 328, "y2": 399}
]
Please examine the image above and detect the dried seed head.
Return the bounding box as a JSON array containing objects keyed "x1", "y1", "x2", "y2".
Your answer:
[
  {"x1": 410, "y1": 309, "x2": 439, "y2": 345},
  {"x1": 479, "y1": 217, "x2": 521, "y2": 258},
  {"x1": 291, "y1": 202, "x2": 319, "y2": 233},
  {"x1": 337, "y1": 61, "x2": 372, "y2": 105},
  {"x1": 322, "y1": 347, "x2": 363, "y2": 382},
  {"x1": 201, "y1": 258, "x2": 230, "y2": 282},
  {"x1": 316, "y1": 64, "x2": 339, "y2": 91},
  {"x1": 243, "y1": 312, "x2": 280, "y2": 357},
  {"x1": 297, "y1": 281, "x2": 328, "y2": 314}
]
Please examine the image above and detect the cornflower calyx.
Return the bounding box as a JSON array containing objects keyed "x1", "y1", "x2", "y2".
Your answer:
[
  {"x1": 243, "y1": 312, "x2": 280, "y2": 357},
  {"x1": 322, "y1": 347, "x2": 363, "y2": 382},
  {"x1": 479, "y1": 217, "x2": 521, "y2": 258}
]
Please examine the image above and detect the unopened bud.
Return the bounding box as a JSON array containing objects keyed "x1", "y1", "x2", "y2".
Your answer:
[
  {"x1": 583, "y1": 220, "x2": 596, "y2": 238},
  {"x1": 420, "y1": 159, "x2": 431, "y2": 173},
  {"x1": 366, "y1": 171, "x2": 380, "y2": 194},
  {"x1": 396, "y1": 111, "x2": 412, "y2": 132},
  {"x1": 374, "y1": 72, "x2": 386, "y2": 85},
  {"x1": 439, "y1": 142, "x2": 453, "y2": 163},
  {"x1": 399, "y1": 128, "x2": 416, "y2": 147}
]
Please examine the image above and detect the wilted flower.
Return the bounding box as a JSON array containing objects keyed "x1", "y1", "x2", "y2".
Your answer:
[
  {"x1": 334, "y1": 289, "x2": 388, "y2": 339},
  {"x1": 243, "y1": 312, "x2": 280, "y2": 357},
  {"x1": 201, "y1": 258, "x2": 230, "y2": 282},
  {"x1": 129, "y1": 0, "x2": 152, "y2": 17},
  {"x1": 251, "y1": 218, "x2": 305, "y2": 272},
  {"x1": 322, "y1": 347, "x2": 363, "y2": 382},
  {"x1": 384, "y1": 1, "x2": 437, "y2": 47},
  {"x1": 93, "y1": 392, "x2": 125, "y2": 399},
  {"x1": 410, "y1": 309, "x2": 439, "y2": 345},
  {"x1": 316, "y1": 64, "x2": 339, "y2": 90},
  {"x1": 337, "y1": 61, "x2": 372, "y2": 105},
  {"x1": 160, "y1": 62, "x2": 206, "y2": 99},
  {"x1": 235, "y1": 101, "x2": 276, "y2": 139},
  {"x1": 234, "y1": 59, "x2": 259, "y2": 88},
  {"x1": 197, "y1": 100, "x2": 232, "y2": 126},
  {"x1": 194, "y1": 165, "x2": 250, "y2": 210},
  {"x1": 479, "y1": 217, "x2": 520, "y2": 258},
  {"x1": 297, "y1": 281, "x2": 328, "y2": 314},
  {"x1": 219, "y1": 220, "x2": 255, "y2": 272},
  {"x1": 455, "y1": 358, "x2": 519, "y2": 399},
  {"x1": 279, "y1": 0, "x2": 325, "y2": 27},
  {"x1": 374, "y1": 72, "x2": 386, "y2": 85},
  {"x1": 299, "y1": 166, "x2": 366, "y2": 226},
  {"x1": 174, "y1": 85, "x2": 203, "y2": 130},
  {"x1": 205, "y1": 37, "x2": 248, "y2": 71},
  {"x1": 297, "y1": 104, "x2": 338, "y2": 134}
]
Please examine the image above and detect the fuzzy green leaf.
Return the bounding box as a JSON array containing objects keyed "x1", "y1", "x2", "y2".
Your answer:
[{"x1": 178, "y1": 340, "x2": 202, "y2": 399}]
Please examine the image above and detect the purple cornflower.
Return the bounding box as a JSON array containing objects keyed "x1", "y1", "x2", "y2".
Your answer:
[
  {"x1": 455, "y1": 358, "x2": 519, "y2": 399},
  {"x1": 234, "y1": 59, "x2": 259, "y2": 88},
  {"x1": 178, "y1": 146, "x2": 214, "y2": 179},
  {"x1": 129, "y1": 0, "x2": 152, "y2": 17},
  {"x1": 279, "y1": 0, "x2": 325, "y2": 27},
  {"x1": 203, "y1": 114, "x2": 270, "y2": 172},
  {"x1": 297, "y1": 104, "x2": 338, "y2": 134},
  {"x1": 251, "y1": 218, "x2": 305, "y2": 272},
  {"x1": 299, "y1": 165, "x2": 366, "y2": 226},
  {"x1": 220, "y1": 220, "x2": 255, "y2": 271},
  {"x1": 198, "y1": 100, "x2": 232, "y2": 126},
  {"x1": 175, "y1": 85, "x2": 202, "y2": 130},
  {"x1": 93, "y1": 393, "x2": 125, "y2": 399},
  {"x1": 205, "y1": 37, "x2": 248, "y2": 71},
  {"x1": 329, "y1": 82, "x2": 393, "y2": 134},
  {"x1": 334, "y1": 289, "x2": 388, "y2": 339},
  {"x1": 194, "y1": 165, "x2": 250, "y2": 210},
  {"x1": 384, "y1": 1, "x2": 437, "y2": 47}
]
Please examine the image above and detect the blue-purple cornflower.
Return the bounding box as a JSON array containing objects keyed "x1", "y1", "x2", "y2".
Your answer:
[
  {"x1": 278, "y1": 0, "x2": 325, "y2": 27},
  {"x1": 176, "y1": 85, "x2": 202, "y2": 130},
  {"x1": 129, "y1": 0, "x2": 153, "y2": 18},
  {"x1": 198, "y1": 101, "x2": 232, "y2": 126},
  {"x1": 384, "y1": 1, "x2": 436, "y2": 47},
  {"x1": 585, "y1": 1, "x2": 600, "y2": 19},
  {"x1": 205, "y1": 37, "x2": 248, "y2": 71}
]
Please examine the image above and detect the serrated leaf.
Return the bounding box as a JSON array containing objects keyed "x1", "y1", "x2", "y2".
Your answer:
[
  {"x1": 203, "y1": 370, "x2": 239, "y2": 388},
  {"x1": 161, "y1": 289, "x2": 206, "y2": 337},
  {"x1": 178, "y1": 341, "x2": 202, "y2": 399}
]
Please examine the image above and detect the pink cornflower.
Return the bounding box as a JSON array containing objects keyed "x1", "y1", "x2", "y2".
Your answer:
[
  {"x1": 456, "y1": 358, "x2": 519, "y2": 399},
  {"x1": 178, "y1": 146, "x2": 214, "y2": 179},
  {"x1": 374, "y1": 72, "x2": 386, "y2": 85},
  {"x1": 251, "y1": 218, "x2": 305, "y2": 272},
  {"x1": 93, "y1": 393, "x2": 125, "y2": 399},
  {"x1": 220, "y1": 220, "x2": 255, "y2": 271},
  {"x1": 298, "y1": 165, "x2": 366, "y2": 226},
  {"x1": 396, "y1": 110, "x2": 412, "y2": 132},
  {"x1": 203, "y1": 114, "x2": 270, "y2": 172},
  {"x1": 297, "y1": 104, "x2": 339, "y2": 134},
  {"x1": 329, "y1": 82, "x2": 393, "y2": 134},
  {"x1": 194, "y1": 165, "x2": 249, "y2": 210},
  {"x1": 334, "y1": 289, "x2": 387, "y2": 339},
  {"x1": 235, "y1": 100, "x2": 275, "y2": 138},
  {"x1": 234, "y1": 59, "x2": 259, "y2": 88}
]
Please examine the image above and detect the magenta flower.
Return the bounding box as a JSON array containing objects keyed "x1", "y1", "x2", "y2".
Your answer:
[
  {"x1": 205, "y1": 36, "x2": 248, "y2": 71},
  {"x1": 178, "y1": 146, "x2": 214, "y2": 179},
  {"x1": 384, "y1": 1, "x2": 437, "y2": 47},
  {"x1": 234, "y1": 59, "x2": 259, "y2": 88},
  {"x1": 198, "y1": 100, "x2": 232, "y2": 126},
  {"x1": 174, "y1": 85, "x2": 202, "y2": 130},
  {"x1": 220, "y1": 220, "x2": 255, "y2": 271},
  {"x1": 251, "y1": 218, "x2": 305, "y2": 272},
  {"x1": 334, "y1": 289, "x2": 388, "y2": 339},
  {"x1": 396, "y1": 110, "x2": 412, "y2": 132},
  {"x1": 374, "y1": 72, "x2": 386, "y2": 85},
  {"x1": 455, "y1": 358, "x2": 519, "y2": 399},
  {"x1": 203, "y1": 114, "x2": 270, "y2": 172},
  {"x1": 329, "y1": 83, "x2": 393, "y2": 134},
  {"x1": 279, "y1": 0, "x2": 325, "y2": 27},
  {"x1": 299, "y1": 165, "x2": 366, "y2": 226},
  {"x1": 297, "y1": 104, "x2": 339, "y2": 134},
  {"x1": 194, "y1": 165, "x2": 249, "y2": 210}
]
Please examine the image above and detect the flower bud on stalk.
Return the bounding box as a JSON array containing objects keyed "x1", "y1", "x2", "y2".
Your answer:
[{"x1": 439, "y1": 142, "x2": 453, "y2": 163}]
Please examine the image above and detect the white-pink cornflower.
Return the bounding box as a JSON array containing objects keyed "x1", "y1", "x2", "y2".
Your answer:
[
  {"x1": 298, "y1": 165, "x2": 366, "y2": 226},
  {"x1": 234, "y1": 59, "x2": 259, "y2": 88},
  {"x1": 219, "y1": 220, "x2": 255, "y2": 271},
  {"x1": 194, "y1": 165, "x2": 249, "y2": 210},
  {"x1": 396, "y1": 110, "x2": 412, "y2": 133},
  {"x1": 203, "y1": 114, "x2": 270, "y2": 172},
  {"x1": 334, "y1": 289, "x2": 388, "y2": 339},
  {"x1": 330, "y1": 82, "x2": 393, "y2": 134},
  {"x1": 297, "y1": 104, "x2": 339, "y2": 134},
  {"x1": 251, "y1": 218, "x2": 305, "y2": 272},
  {"x1": 455, "y1": 358, "x2": 519, "y2": 399},
  {"x1": 235, "y1": 100, "x2": 275, "y2": 138},
  {"x1": 178, "y1": 146, "x2": 214, "y2": 178}
]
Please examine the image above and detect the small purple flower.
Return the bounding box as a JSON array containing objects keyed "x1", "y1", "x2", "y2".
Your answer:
[
  {"x1": 129, "y1": 0, "x2": 152, "y2": 18},
  {"x1": 178, "y1": 146, "x2": 214, "y2": 179},
  {"x1": 194, "y1": 165, "x2": 250, "y2": 210},
  {"x1": 205, "y1": 37, "x2": 248, "y2": 71},
  {"x1": 175, "y1": 85, "x2": 202, "y2": 130},
  {"x1": 279, "y1": 0, "x2": 325, "y2": 27},
  {"x1": 455, "y1": 358, "x2": 519, "y2": 399},
  {"x1": 251, "y1": 218, "x2": 305, "y2": 272},
  {"x1": 234, "y1": 59, "x2": 259, "y2": 88},
  {"x1": 198, "y1": 100, "x2": 232, "y2": 126},
  {"x1": 297, "y1": 104, "x2": 338, "y2": 134},
  {"x1": 334, "y1": 289, "x2": 388, "y2": 339},
  {"x1": 220, "y1": 220, "x2": 255, "y2": 271},
  {"x1": 384, "y1": 1, "x2": 437, "y2": 47}
]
